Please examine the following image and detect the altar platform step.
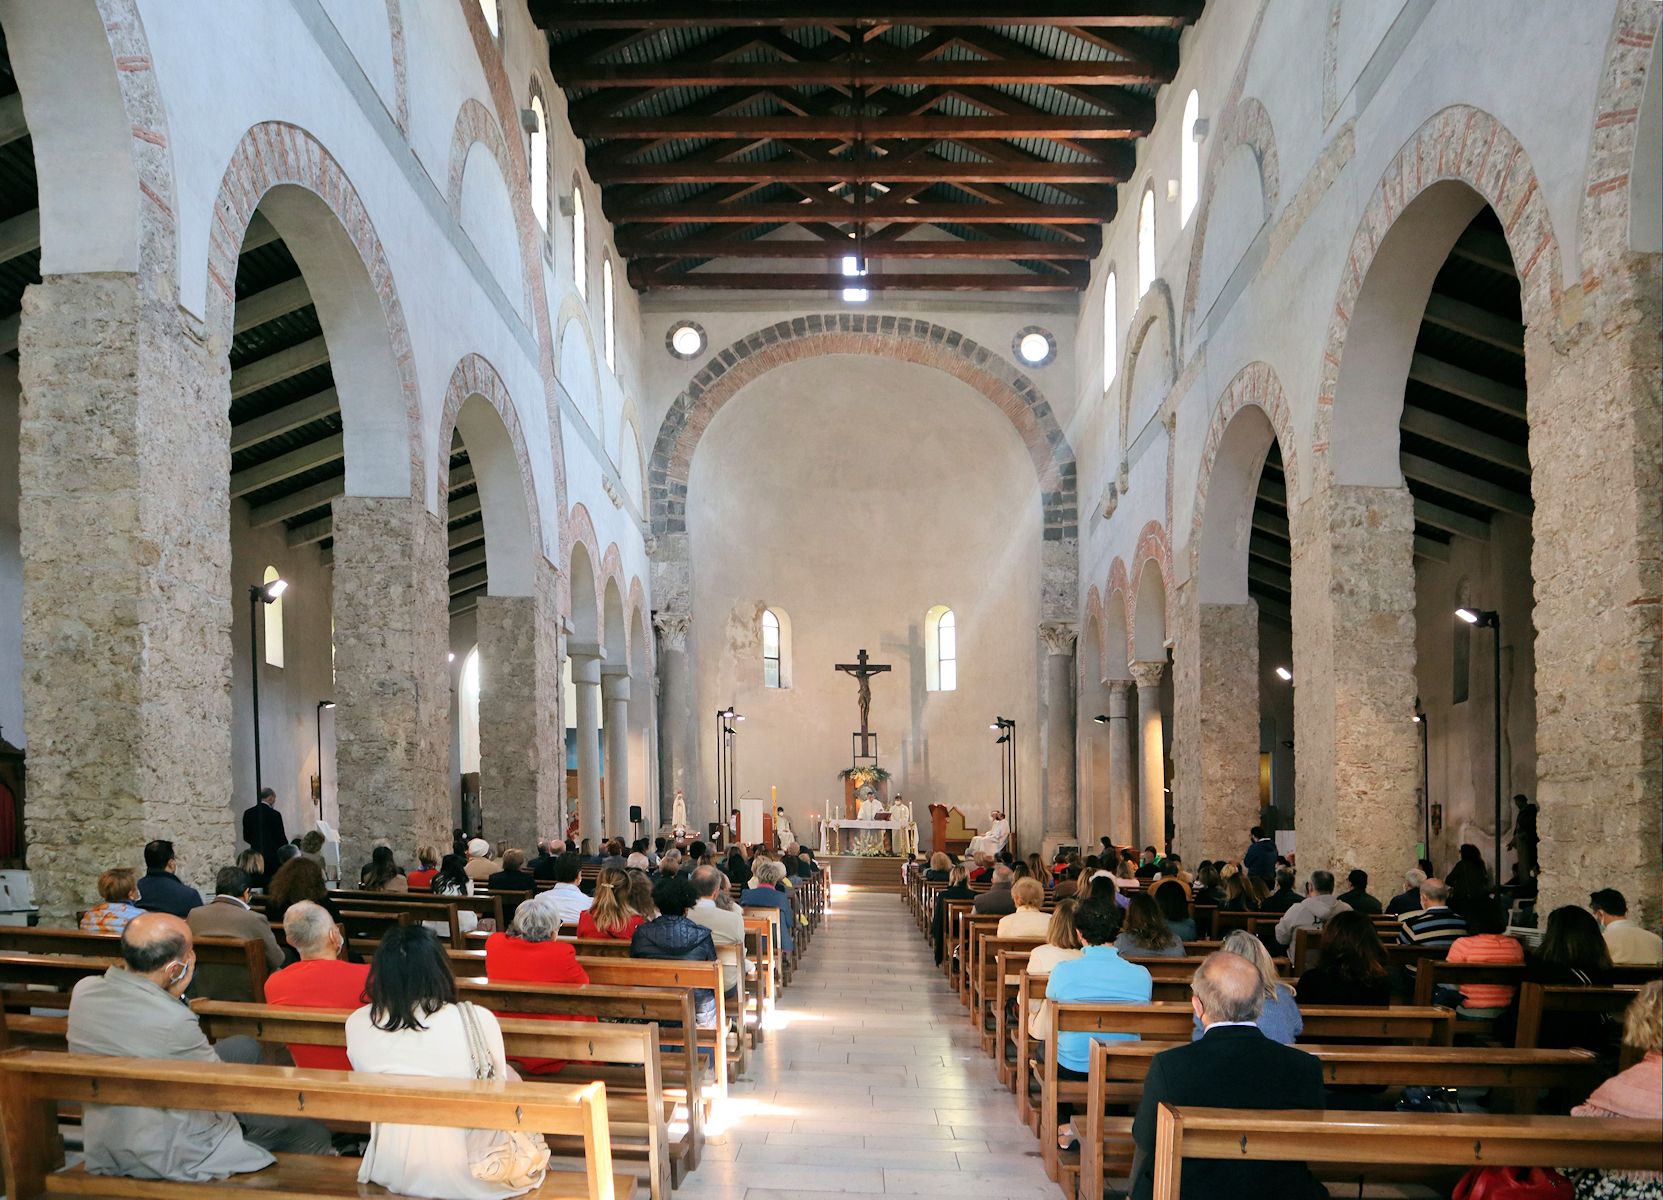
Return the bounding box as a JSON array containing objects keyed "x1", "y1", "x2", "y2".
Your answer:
[{"x1": 823, "y1": 854, "x2": 904, "y2": 891}]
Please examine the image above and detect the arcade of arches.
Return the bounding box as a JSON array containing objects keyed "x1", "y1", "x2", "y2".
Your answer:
[{"x1": 0, "y1": 0, "x2": 1654, "y2": 942}]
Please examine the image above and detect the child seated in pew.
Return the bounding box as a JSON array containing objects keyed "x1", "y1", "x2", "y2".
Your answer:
[{"x1": 1569, "y1": 982, "x2": 1662, "y2": 1200}]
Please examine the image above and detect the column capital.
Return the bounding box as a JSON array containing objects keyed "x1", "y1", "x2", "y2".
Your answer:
[
  {"x1": 1129, "y1": 659, "x2": 1166, "y2": 690},
  {"x1": 1106, "y1": 677, "x2": 1131, "y2": 716},
  {"x1": 653, "y1": 610, "x2": 692, "y2": 651},
  {"x1": 600, "y1": 670, "x2": 631, "y2": 703},
  {"x1": 570, "y1": 654, "x2": 602, "y2": 686},
  {"x1": 1038, "y1": 620, "x2": 1077, "y2": 655}
]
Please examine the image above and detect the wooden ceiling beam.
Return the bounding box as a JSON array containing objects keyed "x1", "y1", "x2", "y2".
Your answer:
[
  {"x1": 626, "y1": 269, "x2": 1087, "y2": 291},
  {"x1": 575, "y1": 114, "x2": 1145, "y2": 140},
  {"x1": 610, "y1": 201, "x2": 1107, "y2": 224},
  {"x1": 534, "y1": 2, "x2": 1203, "y2": 30},
  {"x1": 619, "y1": 236, "x2": 1098, "y2": 260},
  {"x1": 556, "y1": 59, "x2": 1167, "y2": 88},
  {"x1": 591, "y1": 159, "x2": 1129, "y2": 184}
]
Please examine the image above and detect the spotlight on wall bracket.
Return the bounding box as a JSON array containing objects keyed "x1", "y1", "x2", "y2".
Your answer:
[
  {"x1": 1092, "y1": 714, "x2": 1111, "y2": 724},
  {"x1": 1455, "y1": 607, "x2": 1498, "y2": 628},
  {"x1": 1274, "y1": 666, "x2": 1293, "y2": 682}
]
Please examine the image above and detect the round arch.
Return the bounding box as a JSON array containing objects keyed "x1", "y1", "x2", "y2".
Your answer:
[
  {"x1": 437, "y1": 353, "x2": 544, "y2": 596},
  {"x1": 564, "y1": 503, "x2": 603, "y2": 641},
  {"x1": 1118, "y1": 281, "x2": 1177, "y2": 451},
  {"x1": 446, "y1": 97, "x2": 536, "y2": 319},
  {"x1": 649, "y1": 314, "x2": 1077, "y2": 539},
  {"x1": 1130, "y1": 521, "x2": 1172, "y2": 663},
  {"x1": 1105, "y1": 559, "x2": 1134, "y2": 675},
  {"x1": 204, "y1": 122, "x2": 424, "y2": 500}
]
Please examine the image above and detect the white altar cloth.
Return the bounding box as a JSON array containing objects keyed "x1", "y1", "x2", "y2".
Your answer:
[{"x1": 824, "y1": 818, "x2": 906, "y2": 854}]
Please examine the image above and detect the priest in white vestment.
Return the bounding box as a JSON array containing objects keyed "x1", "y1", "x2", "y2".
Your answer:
[
  {"x1": 888, "y1": 795, "x2": 917, "y2": 857},
  {"x1": 852, "y1": 788, "x2": 884, "y2": 855},
  {"x1": 967, "y1": 810, "x2": 1010, "y2": 858},
  {"x1": 774, "y1": 806, "x2": 794, "y2": 850}
]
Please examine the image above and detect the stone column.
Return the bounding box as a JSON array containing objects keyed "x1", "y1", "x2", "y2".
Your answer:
[
  {"x1": 569, "y1": 648, "x2": 603, "y2": 841},
  {"x1": 1129, "y1": 660, "x2": 1167, "y2": 852},
  {"x1": 1531, "y1": 253, "x2": 1661, "y2": 923},
  {"x1": 1106, "y1": 680, "x2": 1135, "y2": 846},
  {"x1": 653, "y1": 611, "x2": 698, "y2": 826},
  {"x1": 331, "y1": 495, "x2": 451, "y2": 873},
  {"x1": 601, "y1": 670, "x2": 631, "y2": 838},
  {"x1": 1172, "y1": 588, "x2": 1261, "y2": 862},
  {"x1": 474, "y1": 560, "x2": 562, "y2": 857},
  {"x1": 1040, "y1": 621, "x2": 1077, "y2": 852},
  {"x1": 18, "y1": 275, "x2": 233, "y2": 922},
  {"x1": 1290, "y1": 481, "x2": 1419, "y2": 891}
]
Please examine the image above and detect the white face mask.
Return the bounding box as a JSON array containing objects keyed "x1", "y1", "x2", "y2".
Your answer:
[{"x1": 165, "y1": 959, "x2": 191, "y2": 988}]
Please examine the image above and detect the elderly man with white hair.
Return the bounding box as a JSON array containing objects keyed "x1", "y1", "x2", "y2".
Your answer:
[
  {"x1": 264, "y1": 900, "x2": 369, "y2": 1070},
  {"x1": 1386, "y1": 866, "x2": 1429, "y2": 916},
  {"x1": 1128, "y1": 952, "x2": 1327, "y2": 1200}
]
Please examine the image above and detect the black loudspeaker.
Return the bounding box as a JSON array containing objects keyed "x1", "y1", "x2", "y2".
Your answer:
[{"x1": 629, "y1": 805, "x2": 643, "y2": 823}]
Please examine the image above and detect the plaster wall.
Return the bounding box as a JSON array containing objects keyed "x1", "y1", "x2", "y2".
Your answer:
[
  {"x1": 685, "y1": 355, "x2": 1043, "y2": 850},
  {"x1": 0, "y1": 362, "x2": 20, "y2": 749}
]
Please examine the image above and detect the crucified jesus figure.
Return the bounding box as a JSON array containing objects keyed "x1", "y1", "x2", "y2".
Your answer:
[{"x1": 834, "y1": 647, "x2": 892, "y2": 756}]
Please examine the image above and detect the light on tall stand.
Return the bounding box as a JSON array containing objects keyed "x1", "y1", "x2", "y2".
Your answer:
[
  {"x1": 714, "y1": 705, "x2": 743, "y2": 839},
  {"x1": 1456, "y1": 608, "x2": 1501, "y2": 890},
  {"x1": 315, "y1": 700, "x2": 335, "y2": 817},
  {"x1": 247, "y1": 576, "x2": 288, "y2": 801},
  {"x1": 1413, "y1": 701, "x2": 1429, "y2": 856},
  {"x1": 991, "y1": 716, "x2": 1016, "y2": 855}
]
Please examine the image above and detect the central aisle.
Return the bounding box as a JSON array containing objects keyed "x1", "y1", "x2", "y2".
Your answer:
[{"x1": 676, "y1": 884, "x2": 1057, "y2": 1199}]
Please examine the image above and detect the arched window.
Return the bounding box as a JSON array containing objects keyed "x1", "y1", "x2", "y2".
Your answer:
[
  {"x1": 762, "y1": 609, "x2": 782, "y2": 688},
  {"x1": 1138, "y1": 188, "x2": 1156, "y2": 296},
  {"x1": 1180, "y1": 90, "x2": 1200, "y2": 225},
  {"x1": 571, "y1": 183, "x2": 587, "y2": 300},
  {"x1": 262, "y1": 565, "x2": 284, "y2": 669},
  {"x1": 459, "y1": 647, "x2": 481, "y2": 775},
  {"x1": 602, "y1": 257, "x2": 616, "y2": 372},
  {"x1": 925, "y1": 605, "x2": 956, "y2": 692},
  {"x1": 1102, "y1": 269, "x2": 1118, "y2": 390},
  {"x1": 530, "y1": 94, "x2": 548, "y2": 231}
]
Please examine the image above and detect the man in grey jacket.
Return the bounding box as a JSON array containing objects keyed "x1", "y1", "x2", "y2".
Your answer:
[
  {"x1": 67, "y1": 912, "x2": 330, "y2": 1181},
  {"x1": 1274, "y1": 869, "x2": 1352, "y2": 950}
]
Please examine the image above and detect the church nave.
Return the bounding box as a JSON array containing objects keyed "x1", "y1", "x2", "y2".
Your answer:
[{"x1": 680, "y1": 887, "x2": 1056, "y2": 1200}]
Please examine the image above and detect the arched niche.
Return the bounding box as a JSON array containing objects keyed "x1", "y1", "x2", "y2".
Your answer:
[
  {"x1": 453, "y1": 393, "x2": 536, "y2": 597},
  {"x1": 1132, "y1": 561, "x2": 1168, "y2": 663},
  {"x1": 457, "y1": 140, "x2": 527, "y2": 322},
  {"x1": 559, "y1": 316, "x2": 601, "y2": 438},
  {"x1": 1194, "y1": 143, "x2": 1268, "y2": 322},
  {"x1": 1195, "y1": 404, "x2": 1280, "y2": 606}
]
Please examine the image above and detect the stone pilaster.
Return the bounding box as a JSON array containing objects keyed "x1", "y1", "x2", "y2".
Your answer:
[
  {"x1": 1106, "y1": 680, "x2": 1135, "y2": 846},
  {"x1": 1039, "y1": 621, "x2": 1077, "y2": 851},
  {"x1": 475, "y1": 559, "x2": 562, "y2": 857},
  {"x1": 569, "y1": 648, "x2": 603, "y2": 841},
  {"x1": 1290, "y1": 481, "x2": 1419, "y2": 890},
  {"x1": 653, "y1": 611, "x2": 698, "y2": 827},
  {"x1": 19, "y1": 274, "x2": 233, "y2": 922},
  {"x1": 331, "y1": 494, "x2": 450, "y2": 873},
  {"x1": 1172, "y1": 586, "x2": 1261, "y2": 862},
  {"x1": 1531, "y1": 253, "x2": 1662, "y2": 924},
  {"x1": 601, "y1": 670, "x2": 632, "y2": 837},
  {"x1": 1129, "y1": 660, "x2": 1167, "y2": 852}
]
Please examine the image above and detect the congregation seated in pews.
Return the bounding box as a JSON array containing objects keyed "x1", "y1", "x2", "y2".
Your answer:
[
  {"x1": 1, "y1": 822, "x2": 826, "y2": 1197},
  {"x1": 902, "y1": 830, "x2": 1663, "y2": 1199}
]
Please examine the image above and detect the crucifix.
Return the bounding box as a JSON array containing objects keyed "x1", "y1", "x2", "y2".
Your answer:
[{"x1": 835, "y1": 647, "x2": 892, "y2": 759}]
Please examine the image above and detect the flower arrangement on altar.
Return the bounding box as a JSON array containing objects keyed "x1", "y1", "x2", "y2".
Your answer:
[{"x1": 837, "y1": 764, "x2": 891, "y2": 788}]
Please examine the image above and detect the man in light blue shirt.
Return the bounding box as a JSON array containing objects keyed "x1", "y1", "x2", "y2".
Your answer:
[{"x1": 1045, "y1": 898, "x2": 1154, "y2": 1075}]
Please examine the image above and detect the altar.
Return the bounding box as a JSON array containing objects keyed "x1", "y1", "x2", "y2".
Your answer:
[{"x1": 824, "y1": 817, "x2": 908, "y2": 856}]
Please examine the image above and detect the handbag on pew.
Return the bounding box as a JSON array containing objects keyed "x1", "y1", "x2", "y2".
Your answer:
[
  {"x1": 1452, "y1": 1166, "x2": 1574, "y2": 1200},
  {"x1": 458, "y1": 1000, "x2": 553, "y2": 1191}
]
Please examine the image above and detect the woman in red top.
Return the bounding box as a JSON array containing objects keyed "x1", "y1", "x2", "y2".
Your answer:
[
  {"x1": 405, "y1": 845, "x2": 440, "y2": 891},
  {"x1": 576, "y1": 867, "x2": 646, "y2": 941},
  {"x1": 482, "y1": 902, "x2": 591, "y2": 1074}
]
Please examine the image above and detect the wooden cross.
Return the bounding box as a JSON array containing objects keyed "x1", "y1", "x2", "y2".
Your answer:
[{"x1": 835, "y1": 647, "x2": 892, "y2": 758}]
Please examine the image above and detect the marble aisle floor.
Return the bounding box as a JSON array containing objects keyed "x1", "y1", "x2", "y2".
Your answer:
[{"x1": 672, "y1": 885, "x2": 1058, "y2": 1200}]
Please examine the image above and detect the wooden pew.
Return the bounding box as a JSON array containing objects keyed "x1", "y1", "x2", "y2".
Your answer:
[
  {"x1": 252, "y1": 890, "x2": 504, "y2": 949},
  {"x1": 192, "y1": 1002, "x2": 671, "y2": 1200},
  {"x1": 0, "y1": 1048, "x2": 633, "y2": 1200},
  {"x1": 1515, "y1": 982, "x2": 1643, "y2": 1050},
  {"x1": 455, "y1": 977, "x2": 707, "y2": 1169},
  {"x1": 992, "y1": 947, "x2": 1032, "y2": 1088},
  {"x1": 959, "y1": 913, "x2": 1007, "y2": 1009},
  {"x1": 0, "y1": 930, "x2": 270, "y2": 1002},
  {"x1": 973, "y1": 935, "x2": 1043, "y2": 1054},
  {"x1": 1030, "y1": 1002, "x2": 1457, "y2": 1185},
  {"x1": 1150, "y1": 1106, "x2": 1660, "y2": 1200},
  {"x1": 743, "y1": 905, "x2": 792, "y2": 987}
]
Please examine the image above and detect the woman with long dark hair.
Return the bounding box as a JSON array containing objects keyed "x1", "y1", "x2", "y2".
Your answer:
[
  {"x1": 1295, "y1": 910, "x2": 1391, "y2": 1006},
  {"x1": 425, "y1": 852, "x2": 478, "y2": 937},
  {"x1": 265, "y1": 855, "x2": 342, "y2": 925},
  {"x1": 360, "y1": 845, "x2": 407, "y2": 892},
  {"x1": 1527, "y1": 905, "x2": 1617, "y2": 1051},
  {"x1": 1113, "y1": 893, "x2": 1185, "y2": 957},
  {"x1": 347, "y1": 926, "x2": 544, "y2": 1197}
]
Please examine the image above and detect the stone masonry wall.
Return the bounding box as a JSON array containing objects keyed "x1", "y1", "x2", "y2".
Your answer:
[
  {"x1": 331, "y1": 495, "x2": 450, "y2": 872},
  {"x1": 19, "y1": 273, "x2": 233, "y2": 923},
  {"x1": 1172, "y1": 589, "x2": 1261, "y2": 863},
  {"x1": 475, "y1": 559, "x2": 563, "y2": 858},
  {"x1": 1290, "y1": 482, "x2": 1421, "y2": 890}
]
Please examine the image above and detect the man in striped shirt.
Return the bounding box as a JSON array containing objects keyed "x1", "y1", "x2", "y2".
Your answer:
[{"x1": 1397, "y1": 877, "x2": 1468, "y2": 947}]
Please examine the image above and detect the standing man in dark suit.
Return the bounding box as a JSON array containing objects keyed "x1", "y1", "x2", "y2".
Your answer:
[
  {"x1": 1130, "y1": 952, "x2": 1328, "y2": 1200},
  {"x1": 241, "y1": 787, "x2": 287, "y2": 879}
]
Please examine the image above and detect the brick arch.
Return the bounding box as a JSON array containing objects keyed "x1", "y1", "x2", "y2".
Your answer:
[
  {"x1": 1313, "y1": 104, "x2": 1564, "y2": 483},
  {"x1": 204, "y1": 120, "x2": 425, "y2": 498},
  {"x1": 648, "y1": 314, "x2": 1077, "y2": 538},
  {"x1": 384, "y1": 0, "x2": 409, "y2": 133},
  {"x1": 1187, "y1": 360, "x2": 1298, "y2": 581},
  {"x1": 436, "y1": 352, "x2": 546, "y2": 558},
  {"x1": 598, "y1": 545, "x2": 628, "y2": 662},
  {"x1": 1181, "y1": 95, "x2": 1281, "y2": 349},
  {"x1": 564, "y1": 502, "x2": 605, "y2": 635},
  {"x1": 446, "y1": 97, "x2": 536, "y2": 319},
  {"x1": 1118, "y1": 280, "x2": 1177, "y2": 450},
  {"x1": 1577, "y1": 0, "x2": 1661, "y2": 284},
  {"x1": 1133, "y1": 521, "x2": 1172, "y2": 595},
  {"x1": 626, "y1": 576, "x2": 653, "y2": 672},
  {"x1": 456, "y1": 0, "x2": 570, "y2": 562},
  {"x1": 1106, "y1": 557, "x2": 1134, "y2": 670},
  {"x1": 1082, "y1": 585, "x2": 1108, "y2": 685}
]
